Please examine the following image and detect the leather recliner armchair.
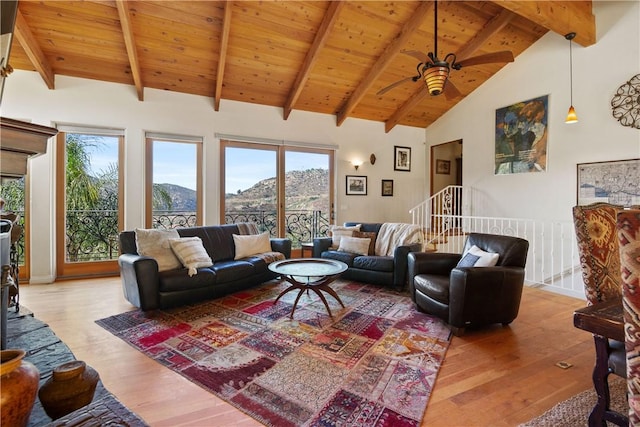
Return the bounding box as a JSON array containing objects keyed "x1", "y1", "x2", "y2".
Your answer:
[{"x1": 407, "y1": 232, "x2": 529, "y2": 336}]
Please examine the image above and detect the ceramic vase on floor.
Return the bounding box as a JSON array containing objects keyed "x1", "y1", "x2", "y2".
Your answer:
[
  {"x1": 0, "y1": 349, "x2": 40, "y2": 427},
  {"x1": 38, "y1": 360, "x2": 100, "y2": 420}
]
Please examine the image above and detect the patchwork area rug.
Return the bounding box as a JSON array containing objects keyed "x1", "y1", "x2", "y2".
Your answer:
[{"x1": 96, "y1": 280, "x2": 451, "y2": 426}]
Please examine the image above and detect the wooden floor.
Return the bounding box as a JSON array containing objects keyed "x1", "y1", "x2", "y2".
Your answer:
[{"x1": 17, "y1": 278, "x2": 596, "y2": 427}]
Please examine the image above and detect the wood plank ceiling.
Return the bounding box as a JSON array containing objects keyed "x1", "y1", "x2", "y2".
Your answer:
[{"x1": 8, "y1": 1, "x2": 595, "y2": 132}]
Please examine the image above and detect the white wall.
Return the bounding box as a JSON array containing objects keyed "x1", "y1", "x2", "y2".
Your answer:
[
  {"x1": 2, "y1": 74, "x2": 425, "y2": 283},
  {"x1": 425, "y1": 0, "x2": 640, "y2": 220}
]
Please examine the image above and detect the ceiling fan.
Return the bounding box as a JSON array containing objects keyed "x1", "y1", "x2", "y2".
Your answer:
[{"x1": 377, "y1": 1, "x2": 515, "y2": 99}]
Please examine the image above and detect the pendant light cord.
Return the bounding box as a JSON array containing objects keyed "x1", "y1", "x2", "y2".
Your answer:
[{"x1": 569, "y1": 37, "x2": 573, "y2": 105}]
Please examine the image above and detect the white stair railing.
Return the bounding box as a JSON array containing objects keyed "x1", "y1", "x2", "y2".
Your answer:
[{"x1": 410, "y1": 188, "x2": 585, "y2": 299}]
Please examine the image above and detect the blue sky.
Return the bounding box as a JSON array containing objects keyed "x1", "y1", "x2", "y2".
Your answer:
[
  {"x1": 225, "y1": 148, "x2": 329, "y2": 193},
  {"x1": 86, "y1": 139, "x2": 328, "y2": 192}
]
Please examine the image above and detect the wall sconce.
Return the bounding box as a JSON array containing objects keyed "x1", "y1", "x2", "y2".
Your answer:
[
  {"x1": 352, "y1": 160, "x2": 363, "y2": 171},
  {"x1": 565, "y1": 32, "x2": 578, "y2": 124},
  {"x1": 370, "y1": 154, "x2": 376, "y2": 165}
]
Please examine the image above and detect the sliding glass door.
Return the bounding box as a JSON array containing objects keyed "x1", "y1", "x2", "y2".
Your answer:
[
  {"x1": 55, "y1": 129, "x2": 124, "y2": 278},
  {"x1": 221, "y1": 140, "x2": 333, "y2": 247}
]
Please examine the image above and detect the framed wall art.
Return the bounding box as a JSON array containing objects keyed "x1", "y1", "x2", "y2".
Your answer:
[
  {"x1": 346, "y1": 175, "x2": 367, "y2": 195},
  {"x1": 436, "y1": 159, "x2": 450, "y2": 175},
  {"x1": 394, "y1": 146, "x2": 411, "y2": 172},
  {"x1": 495, "y1": 94, "x2": 548, "y2": 175},
  {"x1": 576, "y1": 158, "x2": 639, "y2": 207},
  {"x1": 381, "y1": 179, "x2": 393, "y2": 196}
]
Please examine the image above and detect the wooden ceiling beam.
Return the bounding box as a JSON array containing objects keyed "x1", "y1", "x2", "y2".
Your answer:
[
  {"x1": 14, "y1": 10, "x2": 55, "y2": 90},
  {"x1": 116, "y1": 0, "x2": 144, "y2": 101},
  {"x1": 214, "y1": 1, "x2": 232, "y2": 111},
  {"x1": 283, "y1": 1, "x2": 344, "y2": 120},
  {"x1": 457, "y1": 9, "x2": 515, "y2": 60},
  {"x1": 490, "y1": 1, "x2": 595, "y2": 46},
  {"x1": 336, "y1": 1, "x2": 432, "y2": 127},
  {"x1": 385, "y1": 5, "x2": 515, "y2": 133}
]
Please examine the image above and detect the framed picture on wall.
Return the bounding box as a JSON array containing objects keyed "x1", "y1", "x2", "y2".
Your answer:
[
  {"x1": 495, "y1": 94, "x2": 548, "y2": 175},
  {"x1": 394, "y1": 146, "x2": 411, "y2": 171},
  {"x1": 381, "y1": 179, "x2": 393, "y2": 196},
  {"x1": 346, "y1": 175, "x2": 367, "y2": 195},
  {"x1": 576, "y1": 158, "x2": 640, "y2": 206},
  {"x1": 436, "y1": 159, "x2": 450, "y2": 175}
]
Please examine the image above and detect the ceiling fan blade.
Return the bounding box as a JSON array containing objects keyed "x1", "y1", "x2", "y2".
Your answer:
[
  {"x1": 455, "y1": 51, "x2": 514, "y2": 68},
  {"x1": 376, "y1": 76, "x2": 417, "y2": 96},
  {"x1": 400, "y1": 50, "x2": 431, "y2": 64},
  {"x1": 443, "y1": 79, "x2": 462, "y2": 100}
]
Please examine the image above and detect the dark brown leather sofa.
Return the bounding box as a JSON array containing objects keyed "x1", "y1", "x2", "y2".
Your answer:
[
  {"x1": 407, "y1": 232, "x2": 529, "y2": 335},
  {"x1": 118, "y1": 224, "x2": 291, "y2": 311},
  {"x1": 312, "y1": 222, "x2": 422, "y2": 289}
]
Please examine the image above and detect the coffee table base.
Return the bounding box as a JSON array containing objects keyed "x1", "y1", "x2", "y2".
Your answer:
[{"x1": 274, "y1": 274, "x2": 345, "y2": 318}]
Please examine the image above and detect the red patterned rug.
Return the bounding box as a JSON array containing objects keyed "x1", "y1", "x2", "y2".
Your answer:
[{"x1": 96, "y1": 279, "x2": 451, "y2": 426}]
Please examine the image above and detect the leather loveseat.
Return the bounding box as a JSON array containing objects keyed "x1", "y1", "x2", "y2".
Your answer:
[
  {"x1": 118, "y1": 223, "x2": 291, "y2": 311},
  {"x1": 312, "y1": 222, "x2": 422, "y2": 289}
]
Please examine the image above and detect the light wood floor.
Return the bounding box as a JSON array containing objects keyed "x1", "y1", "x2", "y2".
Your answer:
[{"x1": 17, "y1": 278, "x2": 595, "y2": 427}]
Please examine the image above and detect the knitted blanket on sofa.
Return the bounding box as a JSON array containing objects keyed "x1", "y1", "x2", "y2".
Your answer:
[{"x1": 374, "y1": 223, "x2": 422, "y2": 256}]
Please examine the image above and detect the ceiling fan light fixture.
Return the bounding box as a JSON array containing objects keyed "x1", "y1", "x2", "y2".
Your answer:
[{"x1": 424, "y1": 63, "x2": 450, "y2": 96}]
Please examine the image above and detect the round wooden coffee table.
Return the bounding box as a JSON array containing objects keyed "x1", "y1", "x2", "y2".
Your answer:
[{"x1": 268, "y1": 258, "x2": 348, "y2": 318}]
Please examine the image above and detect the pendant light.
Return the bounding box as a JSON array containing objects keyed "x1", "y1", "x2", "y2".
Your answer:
[{"x1": 565, "y1": 32, "x2": 578, "y2": 124}]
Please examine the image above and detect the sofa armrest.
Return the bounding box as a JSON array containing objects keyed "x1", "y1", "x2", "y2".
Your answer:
[
  {"x1": 312, "y1": 237, "x2": 332, "y2": 257},
  {"x1": 391, "y1": 243, "x2": 423, "y2": 290},
  {"x1": 449, "y1": 266, "x2": 525, "y2": 323},
  {"x1": 118, "y1": 254, "x2": 161, "y2": 311},
  {"x1": 270, "y1": 238, "x2": 292, "y2": 259}
]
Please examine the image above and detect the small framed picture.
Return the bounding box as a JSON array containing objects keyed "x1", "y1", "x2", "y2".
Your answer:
[
  {"x1": 346, "y1": 175, "x2": 367, "y2": 195},
  {"x1": 381, "y1": 179, "x2": 393, "y2": 196},
  {"x1": 436, "y1": 159, "x2": 451, "y2": 175},
  {"x1": 394, "y1": 146, "x2": 411, "y2": 171}
]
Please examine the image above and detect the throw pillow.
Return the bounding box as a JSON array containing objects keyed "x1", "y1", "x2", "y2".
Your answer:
[
  {"x1": 337, "y1": 236, "x2": 371, "y2": 256},
  {"x1": 329, "y1": 224, "x2": 361, "y2": 248},
  {"x1": 233, "y1": 232, "x2": 272, "y2": 259},
  {"x1": 456, "y1": 245, "x2": 499, "y2": 268},
  {"x1": 169, "y1": 237, "x2": 213, "y2": 277},
  {"x1": 135, "y1": 228, "x2": 182, "y2": 272},
  {"x1": 353, "y1": 231, "x2": 377, "y2": 255}
]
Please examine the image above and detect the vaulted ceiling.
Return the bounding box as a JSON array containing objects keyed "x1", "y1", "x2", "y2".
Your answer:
[{"x1": 8, "y1": 1, "x2": 595, "y2": 132}]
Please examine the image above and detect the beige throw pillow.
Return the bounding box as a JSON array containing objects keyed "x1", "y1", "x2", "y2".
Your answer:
[
  {"x1": 135, "y1": 228, "x2": 182, "y2": 272},
  {"x1": 329, "y1": 224, "x2": 361, "y2": 248},
  {"x1": 169, "y1": 237, "x2": 213, "y2": 277},
  {"x1": 233, "y1": 232, "x2": 272, "y2": 259},
  {"x1": 338, "y1": 236, "x2": 371, "y2": 256}
]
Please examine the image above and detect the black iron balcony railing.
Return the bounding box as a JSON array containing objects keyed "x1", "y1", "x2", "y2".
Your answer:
[
  {"x1": 11, "y1": 209, "x2": 331, "y2": 268},
  {"x1": 66, "y1": 209, "x2": 119, "y2": 262},
  {"x1": 153, "y1": 209, "x2": 330, "y2": 247}
]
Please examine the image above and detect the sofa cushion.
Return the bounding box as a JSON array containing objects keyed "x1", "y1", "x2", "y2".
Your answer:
[
  {"x1": 211, "y1": 260, "x2": 255, "y2": 282},
  {"x1": 158, "y1": 267, "x2": 216, "y2": 292},
  {"x1": 353, "y1": 255, "x2": 394, "y2": 272},
  {"x1": 233, "y1": 232, "x2": 272, "y2": 259},
  {"x1": 135, "y1": 228, "x2": 182, "y2": 272},
  {"x1": 169, "y1": 237, "x2": 213, "y2": 276},
  {"x1": 456, "y1": 245, "x2": 499, "y2": 268},
  {"x1": 337, "y1": 236, "x2": 371, "y2": 256},
  {"x1": 243, "y1": 252, "x2": 286, "y2": 274},
  {"x1": 321, "y1": 250, "x2": 357, "y2": 267}
]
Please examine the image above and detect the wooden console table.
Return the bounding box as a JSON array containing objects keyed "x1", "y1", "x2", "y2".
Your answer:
[{"x1": 574, "y1": 300, "x2": 628, "y2": 427}]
